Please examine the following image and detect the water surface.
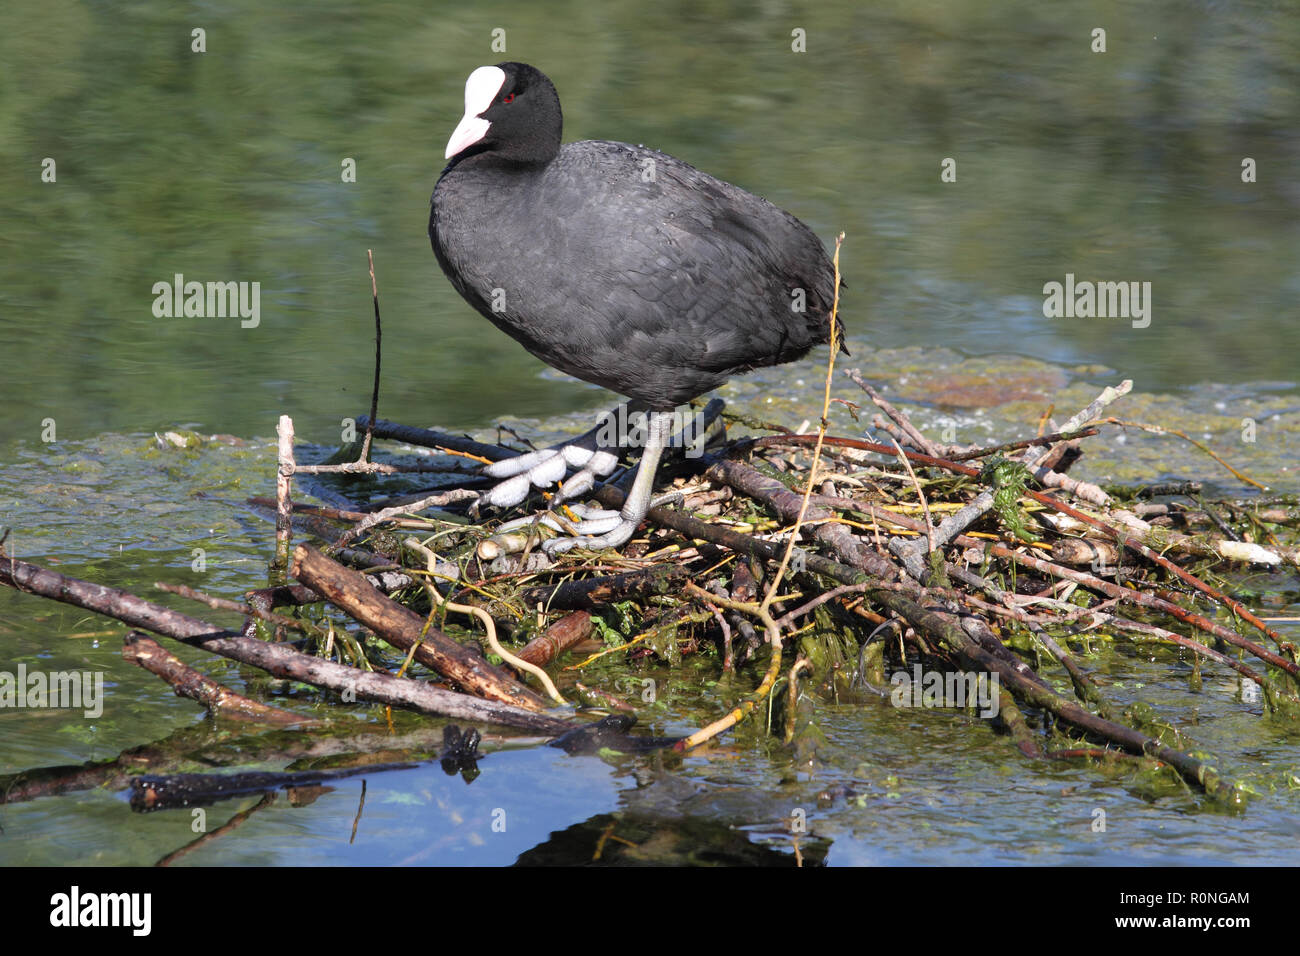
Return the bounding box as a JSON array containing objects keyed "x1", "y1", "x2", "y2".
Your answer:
[{"x1": 1, "y1": 0, "x2": 1297, "y2": 866}]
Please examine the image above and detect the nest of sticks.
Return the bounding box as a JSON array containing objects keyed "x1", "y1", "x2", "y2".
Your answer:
[
  {"x1": 4, "y1": 367, "x2": 1299, "y2": 810},
  {"x1": 5, "y1": 241, "x2": 1298, "y2": 810}
]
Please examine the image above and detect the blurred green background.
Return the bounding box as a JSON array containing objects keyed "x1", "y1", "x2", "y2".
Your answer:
[{"x1": 1, "y1": 0, "x2": 1295, "y2": 449}]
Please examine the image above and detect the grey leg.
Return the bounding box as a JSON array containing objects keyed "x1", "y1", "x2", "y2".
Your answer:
[{"x1": 544, "y1": 410, "x2": 674, "y2": 554}]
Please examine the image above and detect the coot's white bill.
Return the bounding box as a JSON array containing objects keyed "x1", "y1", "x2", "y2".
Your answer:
[{"x1": 444, "y1": 65, "x2": 506, "y2": 159}]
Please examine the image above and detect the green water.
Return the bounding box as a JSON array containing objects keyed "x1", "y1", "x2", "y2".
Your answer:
[
  {"x1": 1, "y1": 0, "x2": 1298, "y2": 865},
  {"x1": 2, "y1": 0, "x2": 1297, "y2": 446}
]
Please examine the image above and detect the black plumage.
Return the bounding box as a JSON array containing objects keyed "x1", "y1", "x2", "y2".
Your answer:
[
  {"x1": 428, "y1": 62, "x2": 844, "y2": 552},
  {"x1": 430, "y1": 62, "x2": 843, "y2": 412}
]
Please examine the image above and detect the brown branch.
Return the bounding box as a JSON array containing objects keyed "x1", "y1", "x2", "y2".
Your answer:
[
  {"x1": 122, "y1": 632, "x2": 316, "y2": 725},
  {"x1": 515, "y1": 611, "x2": 594, "y2": 668},
  {"x1": 290, "y1": 544, "x2": 549, "y2": 711},
  {"x1": 155, "y1": 581, "x2": 314, "y2": 636},
  {"x1": 0, "y1": 553, "x2": 574, "y2": 734}
]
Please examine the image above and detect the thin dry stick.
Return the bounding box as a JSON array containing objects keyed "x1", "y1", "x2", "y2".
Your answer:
[
  {"x1": 154, "y1": 581, "x2": 317, "y2": 636},
  {"x1": 677, "y1": 583, "x2": 784, "y2": 751},
  {"x1": 404, "y1": 537, "x2": 566, "y2": 705},
  {"x1": 774, "y1": 582, "x2": 873, "y2": 629},
  {"x1": 845, "y1": 368, "x2": 939, "y2": 456},
  {"x1": 941, "y1": 427, "x2": 1100, "y2": 461},
  {"x1": 274, "y1": 415, "x2": 295, "y2": 574},
  {"x1": 350, "y1": 779, "x2": 367, "y2": 845},
  {"x1": 761, "y1": 232, "x2": 844, "y2": 616},
  {"x1": 1100, "y1": 417, "x2": 1267, "y2": 491},
  {"x1": 891, "y1": 437, "x2": 935, "y2": 554},
  {"x1": 267, "y1": 256, "x2": 385, "y2": 509},
  {"x1": 1028, "y1": 380, "x2": 1131, "y2": 467},
  {"x1": 358, "y1": 250, "x2": 382, "y2": 464},
  {"x1": 335, "y1": 489, "x2": 479, "y2": 549}
]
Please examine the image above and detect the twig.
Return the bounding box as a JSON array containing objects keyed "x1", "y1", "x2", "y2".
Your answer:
[
  {"x1": 844, "y1": 368, "x2": 940, "y2": 456},
  {"x1": 775, "y1": 582, "x2": 873, "y2": 629},
  {"x1": 275, "y1": 414, "x2": 295, "y2": 574},
  {"x1": 154, "y1": 581, "x2": 316, "y2": 636},
  {"x1": 1101, "y1": 417, "x2": 1268, "y2": 491},
  {"x1": 760, "y1": 232, "x2": 845, "y2": 616},
  {"x1": 334, "y1": 489, "x2": 479, "y2": 549},
  {"x1": 359, "y1": 249, "x2": 382, "y2": 464},
  {"x1": 677, "y1": 583, "x2": 784, "y2": 750},
  {"x1": 291, "y1": 544, "x2": 550, "y2": 708},
  {"x1": 1026, "y1": 380, "x2": 1131, "y2": 469},
  {"x1": 889, "y1": 437, "x2": 937, "y2": 580},
  {"x1": 123, "y1": 632, "x2": 316, "y2": 725},
  {"x1": 784, "y1": 657, "x2": 814, "y2": 744},
  {"x1": 404, "y1": 537, "x2": 567, "y2": 705}
]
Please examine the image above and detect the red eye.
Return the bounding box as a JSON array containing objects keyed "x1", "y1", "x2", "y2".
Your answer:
[{"x1": 502, "y1": 93, "x2": 515, "y2": 104}]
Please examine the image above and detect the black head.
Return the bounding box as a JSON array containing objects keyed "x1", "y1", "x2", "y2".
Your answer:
[{"x1": 443, "y1": 62, "x2": 562, "y2": 166}]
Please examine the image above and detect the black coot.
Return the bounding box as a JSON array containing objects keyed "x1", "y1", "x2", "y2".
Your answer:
[{"x1": 431, "y1": 62, "x2": 844, "y2": 552}]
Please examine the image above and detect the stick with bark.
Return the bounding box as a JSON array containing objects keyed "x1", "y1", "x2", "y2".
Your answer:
[
  {"x1": 0, "y1": 554, "x2": 574, "y2": 734},
  {"x1": 123, "y1": 632, "x2": 318, "y2": 725},
  {"x1": 290, "y1": 544, "x2": 550, "y2": 710}
]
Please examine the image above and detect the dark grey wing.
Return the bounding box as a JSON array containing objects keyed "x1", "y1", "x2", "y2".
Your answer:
[
  {"x1": 529, "y1": 142, "x2": 839, "y2": 405},
  {"x1": 432, "y1": 140, "x2": 841, "y2": 408}
]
